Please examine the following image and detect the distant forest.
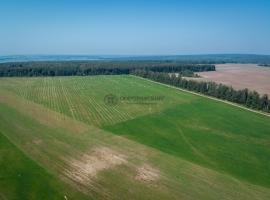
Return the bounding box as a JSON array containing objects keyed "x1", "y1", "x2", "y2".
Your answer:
[
  {"x1": 132, "y1": 70, "x2": 270, "y2": 113},
  {"x1": 0, "y1": 61, "x2": 215, "y2": 77},
  {"x1": 259, "y1": 64, "x2": 270, "y2": 67}
]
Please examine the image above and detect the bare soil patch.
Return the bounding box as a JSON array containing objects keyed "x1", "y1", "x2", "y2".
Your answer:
[
  {"x1": 65, "y1": 147, "x2": 127, "y2": 185},
  {"x1": 197, "y1": 64, "x2": 270, "y2": 95},
  {"x1": 32, "y1": 139, "x2": 43, "y2": 145},
  {"x1": 135, "y1": 164, "x2": 160, "y2": 182}
]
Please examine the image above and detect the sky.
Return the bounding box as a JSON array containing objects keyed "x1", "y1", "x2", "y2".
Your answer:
[{"x1": 0, "y1": 0, "x2": 270, "y2": 55}]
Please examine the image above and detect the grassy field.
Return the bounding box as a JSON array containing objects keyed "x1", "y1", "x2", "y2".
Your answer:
[{"x1": 0, "y1": 75, "x2": 270, "y2": 200}]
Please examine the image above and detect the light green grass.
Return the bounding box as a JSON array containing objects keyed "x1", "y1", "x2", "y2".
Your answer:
[
  {"x1": 0, "y1": 75, "x2": 270, "y2": 200},
  {"x1": 0, "y1": 128, "x2": 89, "y2": 200},
  {"x1": 0, "y1": 76, "x2": 195, "y2": 126}
]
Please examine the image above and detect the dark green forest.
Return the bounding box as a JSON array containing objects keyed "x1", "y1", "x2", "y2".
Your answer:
[{"x1": 0, "y1": 61, "x2": 215, "y2": 77}]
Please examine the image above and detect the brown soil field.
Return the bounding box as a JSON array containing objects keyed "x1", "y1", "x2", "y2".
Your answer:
[{"x1": 196, "y1": 64, "x2": 270, "y2": 95}]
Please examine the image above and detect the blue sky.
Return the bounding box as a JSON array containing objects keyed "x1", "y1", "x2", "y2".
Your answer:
[{"x1": 0, "y1": 0, "x2": 270, "y2": 55}]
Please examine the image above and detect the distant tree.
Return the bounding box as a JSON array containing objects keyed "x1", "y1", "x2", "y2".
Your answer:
[
  {"x1": 251, "y1": 91, "x2": 260, "y2": 109},
  {"x1": 259, "y1": 94, "x2": 269, "y2": 111}
]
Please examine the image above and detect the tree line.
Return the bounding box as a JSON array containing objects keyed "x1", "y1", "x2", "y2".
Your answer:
[
  {"x1": 132, "y1": 70, "x2": 270, "y2": 113},
  {"x1": 0, "y1": 61, "x2": 215, "y2": 77},
  {"x1": 259, "y1": 64, "x2": 270, "y2": 67}
]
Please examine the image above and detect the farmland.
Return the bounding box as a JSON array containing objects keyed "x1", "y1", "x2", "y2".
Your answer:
[
  {"x1": 0, "y1": 75, "x2": 270, "y2": 200},
  {"x1": 197, "y1": 64, "x2": 270, "y2": 96}
]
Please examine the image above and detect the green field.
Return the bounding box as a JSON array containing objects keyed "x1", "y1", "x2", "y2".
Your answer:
[{"x1": 0, "y1": 75, "x2": 270, "y2": 200}]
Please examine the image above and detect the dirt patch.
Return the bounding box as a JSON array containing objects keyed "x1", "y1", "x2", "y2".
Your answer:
[
  {"x1": 135, "y1": 164, "x2": 160, "y2": 182},
  {"x1": 32, "y1": 139, "x2": 43, "y2": 145},
  {"x1": 65, "y1": 147, "x2": 127, "y2": 185}
]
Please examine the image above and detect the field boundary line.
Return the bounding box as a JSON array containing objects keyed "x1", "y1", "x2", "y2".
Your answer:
[{"x1": 131, "y1": 75, "x2": 270, "y2": 118}]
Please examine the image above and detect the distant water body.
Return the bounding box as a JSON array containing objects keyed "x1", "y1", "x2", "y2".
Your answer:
[{"x1": 0, "y1": 55, "x2": 112, "y2": 63}]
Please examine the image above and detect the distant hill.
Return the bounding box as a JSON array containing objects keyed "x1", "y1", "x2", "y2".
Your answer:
[{"x1": 1, "y1": 54, "x2": 270, "y2": 64}]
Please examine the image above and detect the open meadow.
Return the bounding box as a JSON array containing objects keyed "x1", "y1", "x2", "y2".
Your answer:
[{"x1": 0, "y1": 75, "x2": 270, "y2": 200}]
